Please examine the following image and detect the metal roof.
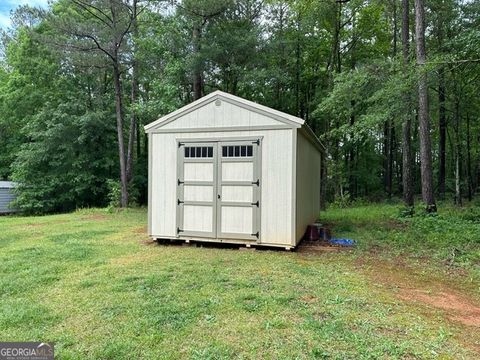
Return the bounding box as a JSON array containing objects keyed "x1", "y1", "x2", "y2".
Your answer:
[{"x1": 0, "y1": 181, "x2": 15, "y2": 189}]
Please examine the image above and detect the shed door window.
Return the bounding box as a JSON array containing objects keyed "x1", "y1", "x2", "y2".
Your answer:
[
  {"x1": 184, "y1": 146, "x2": 213, "y2": 158},
  {"x1": 222, "y1": 145, "x2": 253, "y2": 158}
]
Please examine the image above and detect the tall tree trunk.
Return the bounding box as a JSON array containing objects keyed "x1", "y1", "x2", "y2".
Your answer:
[
  {"x1": 438, "y1": 66, "x2": 446, "y2": 198},
  {"x1": 466, "y1": 114, "x2": 473, "y2": 201},
  {"x1": 401, "y1": 0, "x2": 414, "y2": 207},
  {"x1": 384, "y1": 121, "x2": 392, "y2": 197},
  {"x1": 349, "y1": 108, "x2": 356, "y2": 197},
  {"x1": 113, "y1": 61, "x2": 128, "y2": 208},
  {"x1": 415, "y1": 0, "x2": 436, "y2": 212},
  {"x1": 476, "y1": 133, "x2": 480, "y2": 195},
  {"x1": 126, "y1": 0, "x2": 138, "y2": 183},
  {"x1": 436, "y1": 9, "x2": 446, "y2": 199},
  {"x1": 350, "y1": 11, "x2": 357, "y2": 198},
  {"x1": 192, "y1": 23, "x2": 202, "y2": 100},
  {"x1": 386, "y1": 0, "x2": 397, "y2": 198},
  {"x1": 295, "y1": 15, "x2": 301, "y2": 117},
  {"x1": 392, "y1": 0, "x2": 398, "y2": 56},
  {"x1": 453, "y1": 89, "x2": 462, "y2": 206},
  {"x1": 325, "y1": 1, "x2": 343, "y2": 203}
]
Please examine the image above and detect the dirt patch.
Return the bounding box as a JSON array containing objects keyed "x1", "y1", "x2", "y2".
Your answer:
[
  {"x1": 133, "y1": 226, "x2": 147, "y2": 234},
  {"x1": 356, "y1": 257, "x2": 480, "y2": 353},
  {"x1": 299, "y1": 295, "x2": 317, "y2": 303},
  {"x1": 397, "y1": 289, "x2": 480, "y2": 327},
  {"x1": 141, "y1": 238, "x2": 157, "y2": 246},
  {"x1": 297, "y1": 241, "x2": 353, "y2": 254},
  {"x1": 81, "y1": 214, "x2": 108, "y2": 221}
]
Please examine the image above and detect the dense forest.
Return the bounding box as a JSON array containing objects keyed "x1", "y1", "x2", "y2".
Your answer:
[{"x1": 0, "y1": 0, "x2": 478, "y2": 213}]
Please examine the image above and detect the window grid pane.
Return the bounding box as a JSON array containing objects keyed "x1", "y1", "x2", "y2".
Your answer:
[
  {"x1": 221, "y1": 145, "x2": 254, "y2": 158},
  {"x1": 184, "y1": 146, "x2": 213, "y2": 158}
]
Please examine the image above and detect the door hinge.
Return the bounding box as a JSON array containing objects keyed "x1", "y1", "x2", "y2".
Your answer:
[
  {"x1": 177, "y1": 199, "x2": 184, "y2": 205},
  {"x1": 177, "y1": 227, "x2": 184, "y2": 233},
  {"x1": 252, "y1": 139, "x2": 260, "y2": 145},
  {"x1": 252, "y1": 179, "x2": 260, "y2": 186},
  {"x1": 178, "y1": 179, "x2": 184, "y2": 185},
  {"x1": 251, "y1": 231, "x2": 259, "y2": 238},
  {"x1": 251, "y1": 200, "x2": 259, "y2": 207}
]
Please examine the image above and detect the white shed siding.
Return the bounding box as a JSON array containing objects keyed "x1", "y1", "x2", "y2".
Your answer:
[
  {"x1": 150, "y1": 128, "x2": 294, "y2": 246},
  {"x1": 161, "y1": 100, "x2": 279, "y2": 129},
  {"x1": 295, "y1": 130, "x2": 321, "y2": 243}
]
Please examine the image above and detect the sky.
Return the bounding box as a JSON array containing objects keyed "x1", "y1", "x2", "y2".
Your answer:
[{"x1": 0, "y1": 0, "x2": 50, "y2": 29}]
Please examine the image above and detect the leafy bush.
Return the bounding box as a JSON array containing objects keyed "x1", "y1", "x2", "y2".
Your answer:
[
  {"x1": 106, "y1": 179, "x2": 121, "y2": 208},
  {"x1": 106, "y1": 179, "x2": 140, "y2": 209}
]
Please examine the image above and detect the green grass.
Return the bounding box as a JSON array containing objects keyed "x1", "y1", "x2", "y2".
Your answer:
[{"x1": 0, "y1": 206, "x2": 478, "y2": 359}]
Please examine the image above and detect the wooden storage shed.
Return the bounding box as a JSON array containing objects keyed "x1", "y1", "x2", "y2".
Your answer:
[
  {"x1": 0, "y1": 181, "x2": 17, "y2": 214},
  {"x1": 145, "y1": 91, "x2": 324, "y2": 249}
]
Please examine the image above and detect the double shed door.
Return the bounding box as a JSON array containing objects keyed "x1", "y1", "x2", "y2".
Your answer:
[{"x1": 177, "y1": 139, "x2": 261, "y2": 241}]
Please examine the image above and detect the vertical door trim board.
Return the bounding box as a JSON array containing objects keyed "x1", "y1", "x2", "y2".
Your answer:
[
  {"x1": 255, "y1": 138, "x2": 262, "y2": 243},
  {"x1": 176, "y1": 143, "x2": 183, "y2": 238},
  {"x1": 291, "y1": 128, "x2": 297, "y2": 247},
  {"x1": 148, "y1": 133, "x2": 153, "y2": 236}
]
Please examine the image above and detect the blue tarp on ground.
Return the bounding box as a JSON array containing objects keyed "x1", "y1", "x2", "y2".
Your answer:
[{"x1": 328, "y1": 238, "x2": 356, "y2": 246}]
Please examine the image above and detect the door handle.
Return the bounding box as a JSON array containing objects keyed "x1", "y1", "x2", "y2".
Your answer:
[{"x1": 217, "y1": 194, "x2": 221, "y2": 199}]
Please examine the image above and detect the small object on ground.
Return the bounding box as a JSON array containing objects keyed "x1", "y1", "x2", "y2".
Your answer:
[
  {"x1": 329, "y1": 238, "x2": 356, "y2": 247},
  {"x1": 318, "y1": 227, "x2": 331, "y2": 241},
  {"x1": 304, "y1": 225, "x2": 319, "y2": 241},
  {"x1": 313, "y1": 222, "x2": 331, "y2": 240}
]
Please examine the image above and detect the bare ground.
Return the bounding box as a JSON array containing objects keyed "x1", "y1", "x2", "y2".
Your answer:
[{"x1": 354, "y1": 256, "x2": 480, "y2": 353}]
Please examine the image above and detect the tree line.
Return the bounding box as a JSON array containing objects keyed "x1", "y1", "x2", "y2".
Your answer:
[{"x1": 0, "y1": 0, "x2": 478, "y2": 213}]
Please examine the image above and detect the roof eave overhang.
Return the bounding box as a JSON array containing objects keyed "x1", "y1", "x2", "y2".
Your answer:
[{"x1": 299, "y1": 124, "x2": 326, "y2": 153}]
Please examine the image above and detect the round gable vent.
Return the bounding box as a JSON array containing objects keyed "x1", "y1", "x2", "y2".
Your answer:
[{"x1": 215, "y1": 99, "x2": 222, "y2": 107}]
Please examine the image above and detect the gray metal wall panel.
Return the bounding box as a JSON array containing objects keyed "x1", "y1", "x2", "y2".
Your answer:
[{"x1": 0, "y1": 188, "x2": 17, "y2": 213}]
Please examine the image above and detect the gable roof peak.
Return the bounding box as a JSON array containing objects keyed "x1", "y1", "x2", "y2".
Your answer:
[{"x1": 144, "y1": 90, "x2": 305, "y2": 132}]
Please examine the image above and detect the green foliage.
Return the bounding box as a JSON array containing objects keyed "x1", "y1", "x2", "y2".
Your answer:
[
  {"x1": 106, "y1": 179, "x2": 121, "y2": 209},
  {"x1": 106, "y1": 179, "x2": 140, "y2": 209},
  {"x1": 12, "y1": 101, "x2": 117, "y2": 213}
]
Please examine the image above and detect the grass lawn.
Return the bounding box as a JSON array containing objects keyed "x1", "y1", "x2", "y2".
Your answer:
[{"x1": 0, "y1": 205, "x2": 479, "y2": 359}]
